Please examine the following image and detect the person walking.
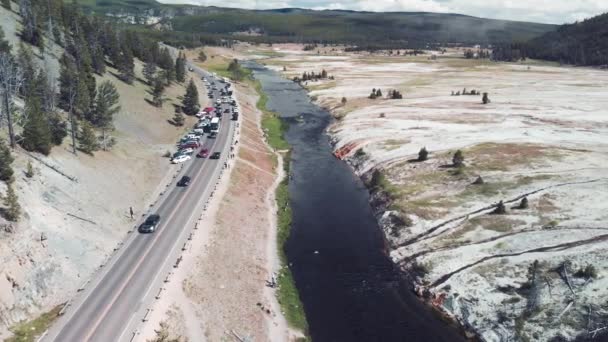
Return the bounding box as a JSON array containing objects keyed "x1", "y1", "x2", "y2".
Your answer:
[{"x1": 129, "y1": 207, "x2": 134, "y2": 220}]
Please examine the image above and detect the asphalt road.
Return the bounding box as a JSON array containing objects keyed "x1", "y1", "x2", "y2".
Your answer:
[{"x1": 44, "y1": 64, "x2": 236, "y2": 342}]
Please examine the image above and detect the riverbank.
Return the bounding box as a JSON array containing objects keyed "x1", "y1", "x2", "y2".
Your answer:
[
  {"x1": 250, "y1": 75, "x2": 309, "y2": 336},
  {"x1": 254, "y1": 43, "x2": 608, "y2": 341}
]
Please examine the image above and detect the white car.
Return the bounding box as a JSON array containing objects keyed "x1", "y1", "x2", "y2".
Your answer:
[
  {"x1": 179, "y1": 147, "x2": 195, "y2": 154},
  {"x1": 171, "y1": 154, "x2": 191, "y2": 164}
]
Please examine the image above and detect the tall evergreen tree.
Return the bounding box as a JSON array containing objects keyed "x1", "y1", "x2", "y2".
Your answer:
[
  {"x1": 0, "y1": 139, "x2": 14, "y2": 182},
  {"x1": 19, "y1": 0, "x2": 43, "y2": 47},
  {"x1": 94, "y1": 80, "x2": 120, "y2": 150},
  {"x1": 152, "y1": 77, "x2": 165, "y2": 107},
  {"x1": 117, "y1": 42, "x2": 134, "y2": 84},
  {"x1": 175, "y1": 52, "x2": 186, "y2": 83},
  {"x1": 21, "y1": 94, "x2": 53, "y2": 155},
  {"x1": 182, "y1": 78, "x2": 199, "y2": 115},
  {"x1": 78, "y1": 120, "x2": 98, "y2": 154},
  {"x1": 48, "y1": 112, "x2": 67, "y2": 145},
  {"x1": 3, "y1": 183, "x2": 21, "y2": 221},
  {"x1": 157, "y1": 47, "x2": 173, "y2": 70},
  {"x1": 143, "y1": 62, "x2": 157, "y2": 85}
]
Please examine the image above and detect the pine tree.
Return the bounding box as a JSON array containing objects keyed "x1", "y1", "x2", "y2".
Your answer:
[
  {"x1": 21, "y1": 94, "x2": 53, "y2": 155},
  {"x1": 143, "y1": 62, "x2": 157, "y2": 85},
  {"x1": 94, "y1": 80, "x2": 120, "y2": 150},
  {"x1": 175, "y1": 52, "x2": 186, "y2": 83},
  {"x1": 19, "y1": 0, "x2": 43, "y2": 47},
  {"x1": 482, "y1": 92, "x2": 490, "y2": 104},
  {"x1": 0, "y1": 139, "x2": 14, "y2": 182},
  {"x1": 341, "y1": 97, "x2": 347, "y2": 105},
  {"x1": 182, "y1": 78, "x2": 199, "y2": 115},
  {"x1": 3, "y1": 183, "x2": 21, "y2": 222},
  {"x1": 78, "y1": 120, "x2": 98, "y2": 154},
  {"x1": 418, "y1": 147, "x2": 428, "y2": 161},
  {"x1": 48, "y1": 112, "x2": 67, "y2": 145},
  {"x1": 117, "y1": 43, "x2": 134, "y2": 84},
  {"x1": 157, "y1": 47, "x2": 173, "y2": 70},
  {"x1": 198, "y1": 49, "x2": 207, "y2": 62},
  {"x1": 0, "y1": 27, "x2": 11, "y2": 53},
  {"x1": 152, "y1": 77, "x2": 165, "y2": 107}
]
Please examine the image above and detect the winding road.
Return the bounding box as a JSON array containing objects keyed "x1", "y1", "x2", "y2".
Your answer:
[{"x1": 43, "y1": 61, "x2": 236, "y2": 342}]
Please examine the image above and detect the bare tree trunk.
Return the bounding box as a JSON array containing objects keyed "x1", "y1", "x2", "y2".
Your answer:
[
  {"x1": 68, "y1": 89, "x2": 77, "y2": 155},
  {"x1": 2, "y1": 92, "x2": 15, "y2": 147},
  {"x1": 0, "y1": 54, "x2": 23, "y2": 148}
]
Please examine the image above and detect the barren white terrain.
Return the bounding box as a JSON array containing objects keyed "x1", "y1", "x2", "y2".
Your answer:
[{"x1": 259, "y1": 45, "x2": 608, "y2": 341}]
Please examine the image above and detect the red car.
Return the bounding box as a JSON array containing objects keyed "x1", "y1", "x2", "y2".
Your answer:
[
  {"x1": 181, "y1": 141, "x2": 200, "y2": 149},
  {"x1": 197, "y1": 148, "x2": 209, "y2": 158}
]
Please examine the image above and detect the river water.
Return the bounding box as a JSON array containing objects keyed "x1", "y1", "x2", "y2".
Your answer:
[{"x1": 245, "y1": 62, "x2": 464, "y2": 342}]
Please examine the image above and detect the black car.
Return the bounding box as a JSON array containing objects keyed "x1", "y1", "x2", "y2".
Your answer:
[
  {"x1": 210, "y1": 152, "x2": 221, "y2": 159},
  {"x1": 177, "y1": 175, "x2": 191, "y2": 187},
  {"x1": 224, "y1": 108, "x2": 230, "y2": 113},
  {"x1": 139, "y1": 214, "x2": 161, "y2": 233}
]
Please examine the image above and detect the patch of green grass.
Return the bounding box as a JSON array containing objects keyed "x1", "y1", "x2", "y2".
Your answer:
[
  {"x1": 275, "y1": 170, "x2": 309, "y2": 334},
  {"x1": 252, "y1": 80, "x2": 290, "y2": 151},
  {"x1": 6, "y1": 305, "x2": 63, "y2": 342}
]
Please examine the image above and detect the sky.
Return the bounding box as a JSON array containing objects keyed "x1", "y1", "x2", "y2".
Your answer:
[{"x1": 156, "y1": 0, "x2": 608, "y2": 24}]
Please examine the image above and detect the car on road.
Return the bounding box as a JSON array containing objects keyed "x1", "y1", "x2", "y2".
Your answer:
[
  {"x1": 171, "y1": 154, "x2": 191, "y2": 164},
  {"x1": 197, "y1": 148, "x2": 209, "y2": 158},
  {"x1": 139, "y1": 214, "x2": 161, "y2": 233},
  {"x1": 224, "y1": 108, "x2": 230, "y2": 113},
  {"x1": 177, "y1": 175, "x2": 191, "y2": 187},
  {"x1": 210, "y1": 152, "x2": 221, "y2": 159}
]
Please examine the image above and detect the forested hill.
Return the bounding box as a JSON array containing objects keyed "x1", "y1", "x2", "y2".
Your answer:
[
  {"x1": 524, "y1": 12, "x2": 608, "y2": 66},
  {"x1": 77, "y1": 1, "x2": 556, "y2": 48}
]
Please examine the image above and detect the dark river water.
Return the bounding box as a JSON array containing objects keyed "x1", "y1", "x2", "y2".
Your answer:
[{"x1": 245, "y1": 62, "x2": 464, "y2": 342}]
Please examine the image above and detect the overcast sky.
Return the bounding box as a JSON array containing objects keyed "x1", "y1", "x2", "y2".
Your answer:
[{"x1": 156, "y1": 0, "x2": 608, "y2": 24}]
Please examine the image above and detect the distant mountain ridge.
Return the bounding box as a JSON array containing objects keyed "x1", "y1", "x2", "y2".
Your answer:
[{"x1": 77, "y1": 0, "x2": 557, "y2": 47}]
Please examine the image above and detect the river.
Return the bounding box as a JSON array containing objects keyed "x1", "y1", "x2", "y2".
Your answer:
[{"x1": 245, "y1": 62, "x2": 464, "y2": 342}]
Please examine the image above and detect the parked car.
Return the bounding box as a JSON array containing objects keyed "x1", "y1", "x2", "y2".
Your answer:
[
  {"x1": 171, "y1": 154, "x2": 191, "y2": 164},
  {"x1": 193, "y1": 129, "x2": 205, "y2": 136},
  {"x1": 180, "y1": 141, "x2": 200, "y2": 149},
  {"x1": 179, "y1": 147, "x2": 195, "y2": 155},
  {"x1": 139, "y1": 214, "x2": 161, "y2": 233},
  {"x1": 210, "y1": 152, "x2": 221, "y2": 159},
  {"x1": 197, "y1": 148, "x2": 209, "y2": 158},
  {"x1": 177, "y1": 176, "x2": 191, "y2": 187}
]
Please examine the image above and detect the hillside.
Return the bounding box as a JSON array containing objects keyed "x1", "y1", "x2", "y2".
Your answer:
[
  {"x1": 525, "y1": 12, "x2": 608, "y2": 66},
  {"x1": 0, "y1": 3, "x2": 203, "y2": 339},
  {"x1": 78, "y1": 1, "x2": 556, "y2": 47}
]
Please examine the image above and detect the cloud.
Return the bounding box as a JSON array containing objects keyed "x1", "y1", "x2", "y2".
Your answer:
[{"x1": 155, "y1": 0, "x2": 608, "y2": 24}]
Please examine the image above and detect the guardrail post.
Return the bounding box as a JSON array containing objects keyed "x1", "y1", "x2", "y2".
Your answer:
[{"x1": 142, "y1": 308, "x2": 152, "y2": 322}]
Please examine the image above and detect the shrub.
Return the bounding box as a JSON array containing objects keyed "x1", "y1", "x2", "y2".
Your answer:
[
  {"x1": 492, "y1": 200, "x2": 507, "y2": 215},
  {"x1": 417, "y1": 147, "x2": 428, "y2": 161},
  {"x1": 482, "y1": 92, "x2": 490, "y2": 104},
  {"x1": 452, "y1": 150, "x2": 464, "y2": 167},
  {"x1": 25, "y1": 161, "x2": 35, "y2": 178},
  {"x1": 575, "y1": 264, "x2": 597, "y2": 279}
]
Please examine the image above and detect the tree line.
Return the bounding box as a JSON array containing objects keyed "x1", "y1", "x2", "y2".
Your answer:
[{"x1": 0, "y1": 0, "x2": 172, "y2": 222}]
